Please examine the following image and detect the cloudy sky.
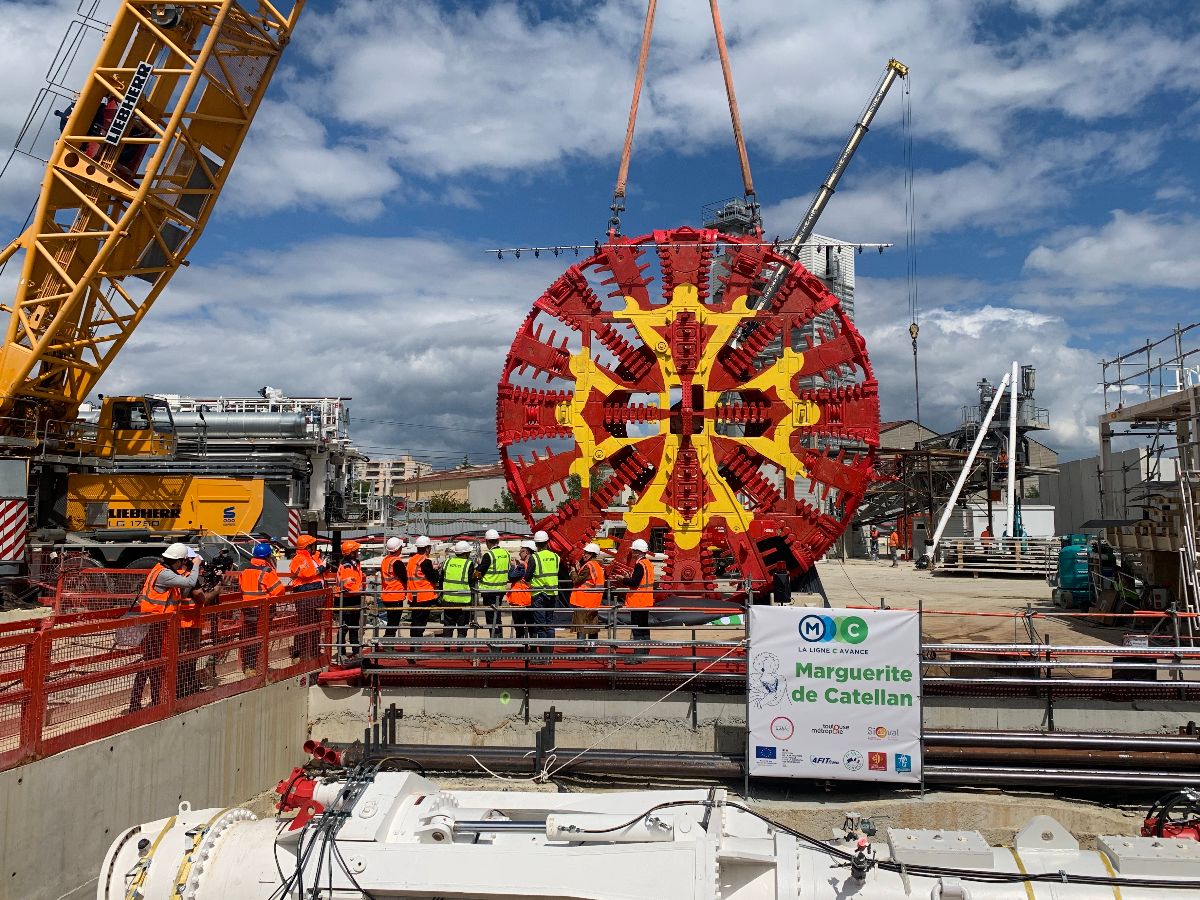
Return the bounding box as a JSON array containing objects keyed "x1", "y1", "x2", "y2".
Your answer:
[{"x1": 1, "y1": 0, "x2": 1197, "y2": 467}]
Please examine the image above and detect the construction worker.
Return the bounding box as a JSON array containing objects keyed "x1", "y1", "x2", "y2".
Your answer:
[
  {"x1": 622, "y1": 538, "x2": 655, "y2": 645},
  {"x1": 569, "y1": 543, "x2": 605, "y2": 642},
  {"x1": 289, "y1": 534, "x2": 325, "y2": 661},
  {"x1": 507, "y1": 541, "x2": 536, "y2": 640},
  {"x1": 129, "y1": 542, "x2": 199, "y2": 712},
  {"x1": 238, "y1": 541, "x2": 283, "y2": 675},
  {"x1": 529, "y1": 530, "x2": 560, "y2": 640},
  {"x1": 177, "y1": 549, "x2": 221, "y2": 698},
  {"x1": 379, "y1": 536, "x2": 408, "y2": 642},
  {"x1": 406, "y1": 535, "x2": 440, "y2": 638},
  {"x1": 337, "y1": 541, "x2": 365, "y2": 658},
  {"x1": 888, "y1": 528, "x2": 902, "y2": 568},
  {"x1": 476, "y1": 529, "x2": 509, "y2": 639},
  {"x1": 869, "y1": 525, "x2": 880, "y2": 561},
  {"x1": 441, "y1": 540, "x2": 476, "y2": 642}
]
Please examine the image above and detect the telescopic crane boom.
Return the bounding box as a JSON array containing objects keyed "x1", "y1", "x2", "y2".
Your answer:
[
  {"x1": 788, "y1": 58, "x2": 907, "y2": 252},
  {"x1": 0, "y1": 1, "x2": 304, "y2": 435}
]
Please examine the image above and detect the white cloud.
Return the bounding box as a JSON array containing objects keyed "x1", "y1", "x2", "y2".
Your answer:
[
  {"x1": 855, "y1": 279, "x2": 1103, "y2": 458},
  {"x1": 1025, "y1": 210, "x2": 1200, "y2": 290},
  {"x1": 222, "y1": 102, "x2": 403, "y2": 219},
  {"x1": 93, "y1": 236, "x2": 560, "y2": 461}
]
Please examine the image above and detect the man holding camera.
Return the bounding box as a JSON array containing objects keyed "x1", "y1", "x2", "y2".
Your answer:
[{"x1": 129, "y1": 542, "x2": 200, "y2": 712}]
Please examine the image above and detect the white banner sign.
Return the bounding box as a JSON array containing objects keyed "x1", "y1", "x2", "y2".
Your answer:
[{"x1": 747, "y1": 606, "x2": 922, "y2": 783}]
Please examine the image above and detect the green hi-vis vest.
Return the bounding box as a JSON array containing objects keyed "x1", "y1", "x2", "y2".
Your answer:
[
  {"x1": 481, "y1": 547, "x2": 510, "y2": 591},
  {"x1": 531, "y1": 548, "x2": 560, "y2": 591},
  {"x1": 442, "y1": 556, "x2": 474, "y2": 604}
]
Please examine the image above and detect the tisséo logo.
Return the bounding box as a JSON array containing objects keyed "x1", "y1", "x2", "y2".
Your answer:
[
  {"x1": 894, "y1": 754, "x2": 912, "y2": 774},
  {"x1": 770, "y1": 716, "x2": 795, "y2": 740},
  {"x1": 798, "y1": 614, "x2": 868, "y2": 645}
]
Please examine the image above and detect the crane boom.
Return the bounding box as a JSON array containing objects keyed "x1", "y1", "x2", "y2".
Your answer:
[
  {"x1": 0, "y1": 0, "x2": 304, "y2": 433},
  {"x1": 787, "y1": 57, "x2": 907, "y2": 253}
]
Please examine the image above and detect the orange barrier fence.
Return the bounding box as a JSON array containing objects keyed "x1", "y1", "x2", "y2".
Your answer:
[
  {"x1": 0, "y1": 588, "x2": 335, "y2": 771},
  {"x1": 45, "y1": 567, "x2": 243, "y2": 615}
]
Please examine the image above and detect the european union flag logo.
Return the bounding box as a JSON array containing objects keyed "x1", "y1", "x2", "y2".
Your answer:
[
  {"x1": 755, "y1": 745, "x2": 777, "y2": 759},
  {"x1": 894, "y1": 753, "x2": 912, "y2": 773}
]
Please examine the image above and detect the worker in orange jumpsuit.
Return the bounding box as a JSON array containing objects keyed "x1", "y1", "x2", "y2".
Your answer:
[
  {"x1": 889, "y1": 528, "x2": 902, "y2": 568},
  {"x1": 177, "y1": 554, "x2": 221, "y2": 699},
  {"x1": 621, "y1": 538, "x2": 655, "y2": 645},
  {"x1": 506, "y1": 541, "x2": 536, "y2": 640},
  {"x1": 336, "y1": 540, "x2": 365, "y2": 658},
  {"x1": 406, "y1": 535, "x2": 441, "y2": 638},
  {"x1": 238, "y1": 542, "x2": 283, "y2": 676},
  {"x1": 129, "y1": 542, "x2": 199, "y2": 712},
  {"x1": 379, "y1": 536, "x2": 408, "y2": 643},
  {"x1": 289, "y1": 534, "x2": 325, "y2": 661},
  {"x1": 569, "y1": 543, "x2": 605, "y2": 643}
]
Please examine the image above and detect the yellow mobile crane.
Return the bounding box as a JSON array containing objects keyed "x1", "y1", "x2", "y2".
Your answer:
[{"x1": 0, "y1": 1, "x2": 305, "y2": 584}]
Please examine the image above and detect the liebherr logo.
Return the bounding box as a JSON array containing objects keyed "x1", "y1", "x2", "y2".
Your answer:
[
  {"x1": 108, "y1": 507, "x2": 181, "y2": 520},
  {"x1": 799, "y1": 614, "x2": 868, "y2": 644}
]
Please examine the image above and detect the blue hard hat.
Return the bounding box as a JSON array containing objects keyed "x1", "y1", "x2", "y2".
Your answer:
[{"x1": 252, "y1": 542, "x2": 274, "y2": 559}]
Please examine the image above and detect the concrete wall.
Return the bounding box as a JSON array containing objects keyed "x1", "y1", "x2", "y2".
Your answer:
[
  {"x1": 1045, "y1": 448, "x2": 1142, "y2": 534},
  {"x1": 309, "y1": 685, "x2": 749, "y2": 755},
  {"x1": 308, "y1": 686, "x2": 1200, "y2": 756},
  {"x1": 0, "y1": 678, "x2": 308, "y2": 900}
]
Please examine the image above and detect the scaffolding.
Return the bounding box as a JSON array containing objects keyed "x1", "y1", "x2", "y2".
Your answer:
[{"x1": 1098, "y1": 323, "x2": 1200, "y2": 642}]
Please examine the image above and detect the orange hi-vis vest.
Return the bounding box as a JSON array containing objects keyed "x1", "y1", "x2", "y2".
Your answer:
[
  {"x1": 289, "y1": 549, "x2": 322, "y2": 589},
  {"x1": 507, "y1": 579, "x2": 531, "y2": 607},
  {"x1": 240, "y1": 561, "x2": 283, "y2": 600},
  {"x1": 380, "y1": 551, "x2": 407, "y2": 604},
  {"x1": 626, "y1": 556, "x2": 655, "y2": 609},
  {"x1": 406, "y1": 553, "x2": 437, "y2": 604},
  {"x1": 137, "y1": 563, "x2": 180, "y2": 614},
  {"x1": 178, "y1": 589, "x2": 206, "y2": 630},
  {"x1": 569, "y1": 559, "x2": 605, "y2": 608},
  {"x1": 338, "y1": 561, "x2": 365, "y2": 593}
]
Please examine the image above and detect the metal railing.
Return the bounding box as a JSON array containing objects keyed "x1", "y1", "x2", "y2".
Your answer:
[
  {"x1": 0, "y1": 588, "x2": 334, "y2": 771},
  {"x1": 1102, "y1": 322, "x2": 1200, "y2": 411}
]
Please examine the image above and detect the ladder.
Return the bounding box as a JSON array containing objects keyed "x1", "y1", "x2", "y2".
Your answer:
[{"x1": 1178, "y1": 469, "x2": 1199, "y2": 646}]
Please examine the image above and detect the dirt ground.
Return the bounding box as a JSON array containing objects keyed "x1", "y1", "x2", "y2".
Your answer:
[{"x1": 812, "y1": 558, "x2": 1124, "y2": 647}]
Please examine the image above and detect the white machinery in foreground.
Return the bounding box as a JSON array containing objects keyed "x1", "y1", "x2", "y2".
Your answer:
[{"x1": 98, "y1": 770, "x2": 1200, "y2": 899}]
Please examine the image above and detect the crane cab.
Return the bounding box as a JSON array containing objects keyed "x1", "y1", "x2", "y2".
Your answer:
[{"x1": 66, "y1": 396, "x2": 176, "y2": 460}]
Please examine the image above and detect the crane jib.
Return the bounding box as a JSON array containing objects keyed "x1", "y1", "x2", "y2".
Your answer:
[{"x1": 104, "y1": 61, "x2": 153, "y2": 146}]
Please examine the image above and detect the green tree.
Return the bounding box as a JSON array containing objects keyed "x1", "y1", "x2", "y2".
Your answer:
[
  {"x1": 491, "y1": 489, "x2": 519, "y2": 512},
  {"x1": 427, "y1": 490, "x2": 470, "y2": 513}
]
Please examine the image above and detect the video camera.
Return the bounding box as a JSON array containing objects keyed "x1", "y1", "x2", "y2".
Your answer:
[{"x1": 199, "y1": 547, "x2": 235, "y2": 591}]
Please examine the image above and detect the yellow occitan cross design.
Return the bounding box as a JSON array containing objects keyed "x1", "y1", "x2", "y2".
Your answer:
[{"x1": 558, "y1": 282, "x2": 820, "y2": 551}]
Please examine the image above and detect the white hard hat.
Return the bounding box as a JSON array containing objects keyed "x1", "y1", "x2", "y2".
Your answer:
[
  {"x1": 415, "y1": 535, "x2": 431, "y2": 549},
  {"x1": 385, "y1": 536, "x2": 403, "y2": 552},
  {"x1": 454, "y1": 540, "x2": 471, "y2": 554},
  {"x1": 484, "y1": 529, "x2": 500, "y2": 541},
  {"x1": 521, "y1": 540, "x2": 537, "y2": 551},
  {"x1": 630, "y1": 538, "x2": 649, "y2": 553},
  {"x1": 534, "y1": 530, "x2": 550, "y2": 543},
  {"x1": 163, "y1": 542, "x2": 190, "y2": 560},
  {"x1": 583, "y1": 543, "x2": 601, "y2": 555}
]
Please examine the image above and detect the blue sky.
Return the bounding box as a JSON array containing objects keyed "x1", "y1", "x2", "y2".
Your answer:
[{"x1": 1, "y1": 0, "x2": 1198, "y2": 466}]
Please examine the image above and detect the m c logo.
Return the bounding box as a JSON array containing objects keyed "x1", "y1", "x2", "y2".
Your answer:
[{"x1": 799, "y1": 614, "x2": 868, "y2": 645}]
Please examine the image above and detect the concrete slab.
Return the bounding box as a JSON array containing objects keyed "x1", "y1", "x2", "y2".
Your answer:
[{"x1": 0, "y1": 677, "x2": 308, "y2": 900}]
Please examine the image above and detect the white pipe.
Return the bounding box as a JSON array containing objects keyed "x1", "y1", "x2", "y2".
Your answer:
[
  {"x1": 930, "y1": 370, "x2": 1012, "y2": 558},
  {"x1": 1006, "y1": 360, "x2": 1018, "y2": 536}
]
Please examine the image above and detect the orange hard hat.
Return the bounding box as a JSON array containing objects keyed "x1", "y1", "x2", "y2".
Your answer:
[
  {"x1": 341, "y1": 540, "x2": 361, "y2": 554},
  {"x1": 296, "y1": 534, "x2": 317, "y2": 549}
]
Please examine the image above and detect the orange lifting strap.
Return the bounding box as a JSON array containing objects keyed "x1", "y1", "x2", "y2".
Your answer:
[{"x1": 610, "y1": 0, "x2": 758, "y2": 235}]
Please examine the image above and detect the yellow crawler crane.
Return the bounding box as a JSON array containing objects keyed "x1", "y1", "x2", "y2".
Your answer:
[{"x1": 0, "y1": 0, "x2": 304, "y2": 437}]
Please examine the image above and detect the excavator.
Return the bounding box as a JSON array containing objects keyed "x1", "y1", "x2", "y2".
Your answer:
[{"x1": 0, "y1": 1, "x2": 307, "y2": 592}]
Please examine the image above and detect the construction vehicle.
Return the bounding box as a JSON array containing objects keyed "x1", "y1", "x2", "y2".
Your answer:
[{"x1": 0, "y1": 2, "x2": 310, "y2": 588}]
